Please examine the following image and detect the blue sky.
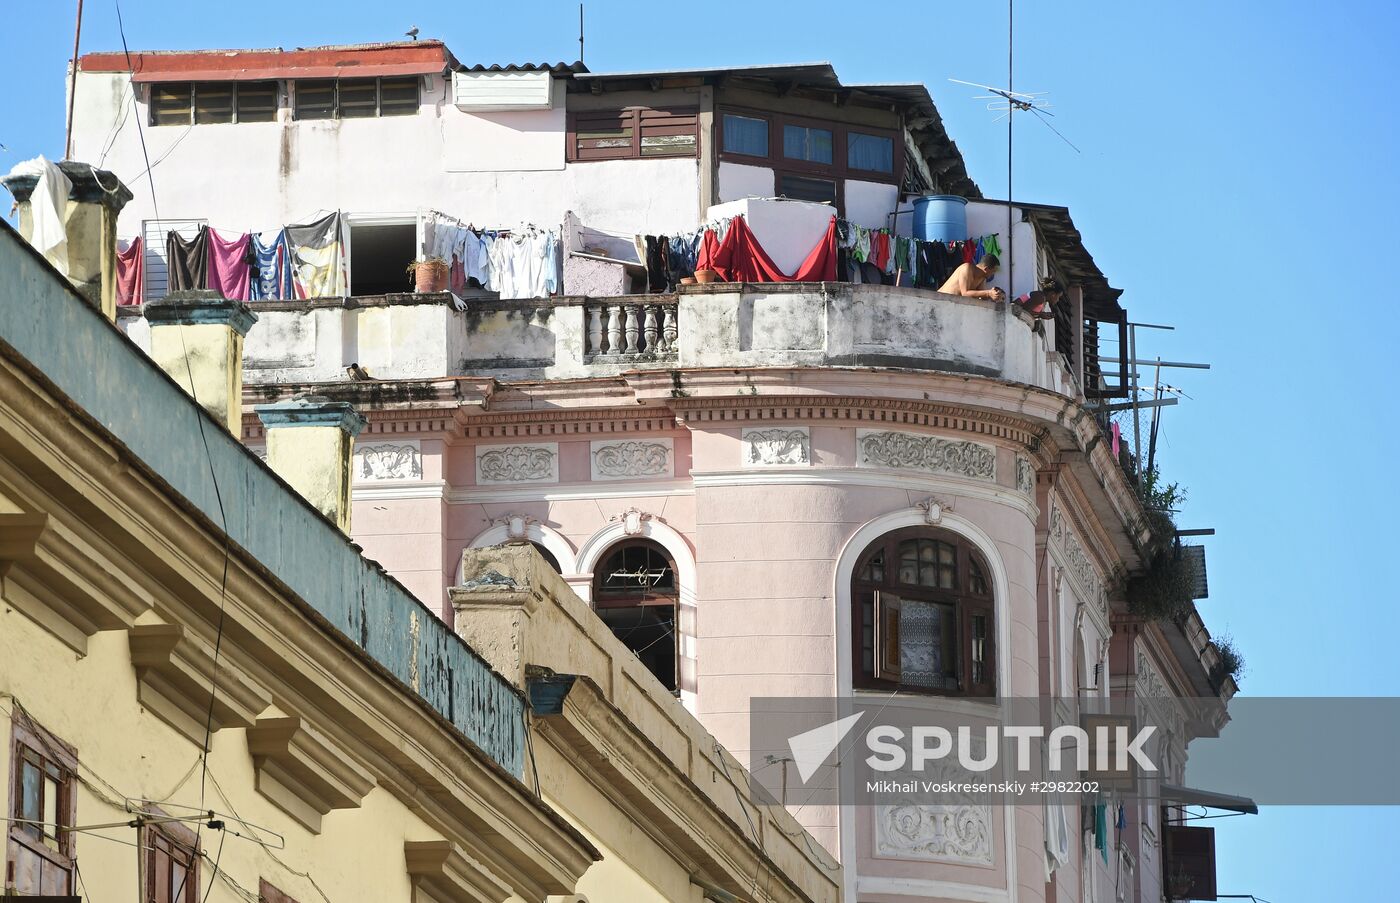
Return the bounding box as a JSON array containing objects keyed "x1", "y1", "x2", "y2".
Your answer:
[{"x1": 3, "y1": 1, "x2": 1397, "y2": 898}]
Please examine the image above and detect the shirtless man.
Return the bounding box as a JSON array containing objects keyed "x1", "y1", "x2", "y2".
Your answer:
[{"x1": 938, "y1": 254, "x2": 1005, "y2": 300}]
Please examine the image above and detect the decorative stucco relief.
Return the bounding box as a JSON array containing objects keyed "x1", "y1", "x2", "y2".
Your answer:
[
  {"x1": 1016, "y1": 455, "x2": 1035, "y2": 495},
  {"x1": 355, "y1": 442, "x2": 423, "y2": 481},
  {"x1": 590, "y1": 439, "x2": 673, "y2": 481},
  {"x1": 476, "y1": 443, "x2": 558, "y2": 484},
  {"x1": 742, "y1": 427, "x2": 811, "y2": 466},
  {"x1": 856, "y1": 430, "x2": 995, "y2": 481},
  {"x1": 876, "y1": 803, "x2": 994, "y2": 866},
  {"x1": 1135, "y1": 648, "x2": 1186, "y2": 775},
  {"x1": 1049, "y1": 501, "x2": 1107, "y2": 615}
]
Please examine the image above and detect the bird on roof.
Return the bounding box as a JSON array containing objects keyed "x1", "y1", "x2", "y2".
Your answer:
[
  {"x1": 405, "y1": 25, "x2": 419, "y2": 41},
  {"x1": 346, "y1": 363, "x2": 372, "y2": 381}
]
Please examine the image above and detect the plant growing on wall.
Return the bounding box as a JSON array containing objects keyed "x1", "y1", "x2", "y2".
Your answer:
[
  {"x1": 1209, "y1": 635, "x2": 1245, "y2": 689},
  {"x1": 1126, "y1": 468, "x2": 1196, "y2": 620}
]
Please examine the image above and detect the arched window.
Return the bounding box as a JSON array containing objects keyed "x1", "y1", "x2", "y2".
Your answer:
[
  {"x1": 852, "y1": 527, "x2": 995, "y2": 696},
  {"x1": 592, "y1": 540, "x2": 678, "y2": 692}
]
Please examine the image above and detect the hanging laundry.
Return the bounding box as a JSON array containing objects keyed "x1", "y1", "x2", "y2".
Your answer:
[
  {"x1": 464, "y1": 230, "x2": 490, "y2": 289},
  {"x1": 116, "y1": 237, "x2": 143, "y2": 306},
  {"x1": 543, "y1": 232, "x2": 559, "y2": 295},
  {"x1": 250, "y1": 230, "x2": 294, "y2": 301},
  {"x1": 643, "y1": 235, "x2": 668, "y2": 292},
  {"x1": 486, "y1": 233, "x2": 518, "y2": 298},
  {"x1": 534, "y1": 229, "x2": 561, "y2": 296},
  {"x1": 166, "y1": 225, "x2": 209, "y2": 292},
  {"x1": 1093, "y1": 800, "x2": 1108, "y2": 863},
  {"x1": 7, "y1": 157, "x2": 70, "y2": 273},
  {"x1": 696, "y1": 215, "x2": 837, "y2": 284},
  {"x1": 870, "y1": 231, "x2": 891, "y2": 272},
  {"x1": 667, "y1": 230, "x2": 701, "y2": 279},
  {"x1": 286, "y1": 212, "x2": 346, "y2": 299},
  {"x1": 984, "y1": 233, "x2": 1002, "y2": 258},
  {"x1": 207, "y1": 228, "x2": 252, "y2": 301}
]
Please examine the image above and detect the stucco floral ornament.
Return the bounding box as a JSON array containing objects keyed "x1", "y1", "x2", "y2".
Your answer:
[
  {"x1": 594, "y1": 441, "x2": 671, "y2": 477},
  {"x1": 478, "y1": 445, "x2": 555, "y2": 482}
]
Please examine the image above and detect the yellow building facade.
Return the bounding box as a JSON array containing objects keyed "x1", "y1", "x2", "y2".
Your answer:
[{"x1": 0, "y1": 179, "x2": 838, "y2": 903}]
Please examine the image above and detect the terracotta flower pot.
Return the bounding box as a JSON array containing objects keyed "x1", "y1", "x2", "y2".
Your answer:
[
  {"x1": 679, "y1": 276, "x2": 697, "y2": 285},
  {"x1": 694, "y1": 268, "x2": 719, "y2": 284},
  {"x1": 413, "y1": 260, "x2": 449, "y2": 293}
]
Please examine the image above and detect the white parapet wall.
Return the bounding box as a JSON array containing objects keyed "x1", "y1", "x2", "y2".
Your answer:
[{"x1": 117, "y1": 285, "x2": 1068, "y2": 394}]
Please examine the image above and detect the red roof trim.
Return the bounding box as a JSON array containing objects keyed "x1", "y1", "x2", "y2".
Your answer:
[{"x1": 80, "y1": 42, "x2": 450, "y2": 82}]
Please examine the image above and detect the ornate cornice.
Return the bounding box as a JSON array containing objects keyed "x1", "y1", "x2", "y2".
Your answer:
[{"x1": 667, "y1": 394, "x2": 1040, "y2": 448}]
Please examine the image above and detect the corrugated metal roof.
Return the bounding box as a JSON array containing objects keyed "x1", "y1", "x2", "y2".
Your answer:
[
  {"x1": 573, "y1": 61, "x2": 835, "y2": 81},
  {"x1": 459, "y1": 61, "x2": 587, "y2": 74}
]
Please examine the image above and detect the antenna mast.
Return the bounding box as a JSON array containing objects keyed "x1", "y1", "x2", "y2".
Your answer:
[
  {"x1": 64, "y1": 0, "x2": 84, "y2": 161},
  {"x1": 579, "y1": 3, "x2": 585, "y2": 65},
  {"x1": 1007, "y1": 0, "x2": 1014, "y2": 298}
]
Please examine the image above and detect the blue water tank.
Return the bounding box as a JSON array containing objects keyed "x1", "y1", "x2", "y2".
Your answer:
[{"x1": 912, "y1": 194, "x2": 969, "y2": 243}]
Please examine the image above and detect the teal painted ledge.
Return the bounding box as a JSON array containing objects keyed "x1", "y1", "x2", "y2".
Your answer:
[{"x1": 0, "y1": 221, "x2": 525, "y2": 777}]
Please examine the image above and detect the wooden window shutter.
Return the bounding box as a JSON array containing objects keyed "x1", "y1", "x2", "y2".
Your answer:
[
  {"x1": 964, "y1": 597, "x2": 995, "y2": 695},
  {"x1": 873, "y1": 591, "x2": 902, "y2": 682},
  {"x1": 570, "y1": 109, "x2": 635, "y2": 161},
  {"x1": 639, "y1": 108, "x2": 698, "y2": 157}
]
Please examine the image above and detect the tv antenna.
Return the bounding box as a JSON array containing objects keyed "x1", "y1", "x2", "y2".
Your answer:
[{"x1": 948, "y1": 0, "x2": 1080, "y2": 301}]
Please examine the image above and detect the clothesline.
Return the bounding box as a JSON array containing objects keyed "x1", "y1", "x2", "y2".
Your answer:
[
  {"x1": 636, "y1": 214, "x2": 1002, "y2": 291},
  {"x1": 117, "y1": 209, "x2": 564, "y2": 305}
]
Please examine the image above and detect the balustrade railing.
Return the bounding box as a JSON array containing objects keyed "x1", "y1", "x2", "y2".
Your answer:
[{"x1": 584, "y1": 298, "x2": 679, "y2": 359}]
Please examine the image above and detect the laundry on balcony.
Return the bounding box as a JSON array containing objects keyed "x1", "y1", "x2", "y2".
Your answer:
[
  {"x1": 695, "y1": 214, "x2": 838, "y2": 283},
  {"x1": 116, "y1": 236, "x2": 143, "y2": 306},
  {"x1": 838, "y1": 220, "x2": 1000, "y2": 289},
  {"x1": 422, "y1": 210, "x2": 562, "y2": 299},
  {"x1": 251, "y1": 229, "x2": 295, "y2": 301},
  {"x1": 207, "y1": 228, "x2": 253, "y2": 302},
  {"x1": 286, "y1": 211, "x2": 348, "y2": 298}
]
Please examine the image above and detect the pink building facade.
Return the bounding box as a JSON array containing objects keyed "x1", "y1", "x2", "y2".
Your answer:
[{"x1": 85, "y1": 41, "x2": 1242, "y2": 903}]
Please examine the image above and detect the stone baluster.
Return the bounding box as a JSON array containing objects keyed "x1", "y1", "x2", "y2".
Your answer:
[
  {"x1": 587, "y1": 305, "x2": 603, "y2": 355},
  {"x1": 643, "y1": 306, "x2": 659, "y2": 354},
  {"x1": 662, "y1": 306, "x2": 678, "y2": 353},
  {"x1": 606, "y1": 305, "x2": 623, "y2": 356},
  {"x1": 624, "y1": 305, "x2": 640, "y2": 354}
]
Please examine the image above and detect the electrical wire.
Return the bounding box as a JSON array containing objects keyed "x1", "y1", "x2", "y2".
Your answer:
[
  {"x1": 199, "y1": 826, "x2": 227, "y2": 903},
  {"x1": 113, "y1": 3, "x2": 234, "y2": 894},
  {"x1": 713, "y1": 740, "x2": 771, "y2": 900}
]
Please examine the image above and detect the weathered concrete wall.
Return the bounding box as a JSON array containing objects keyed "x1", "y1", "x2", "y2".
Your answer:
[
  {"x1": 71, "y1": 72, "x2": 700, "y2": 242},
  {"x1": 124, "y1": 286, "x2": 1067, "y2": 393}
]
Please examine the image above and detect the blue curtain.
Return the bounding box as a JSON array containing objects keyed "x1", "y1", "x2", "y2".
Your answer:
[
  {"x1": 848, "y1": 132, "x2": 894, "y2": 173},
  {"x1": 723, "y1": 114, "x2": 769, "y2": 156},
  {"x1": 783, "y1": 125, "x2": 833, "y2": 164}
]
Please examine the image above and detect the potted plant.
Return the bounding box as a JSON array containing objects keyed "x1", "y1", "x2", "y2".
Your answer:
[{"x1": 408, "y1": 256, "x2": 449, "y2": 293}]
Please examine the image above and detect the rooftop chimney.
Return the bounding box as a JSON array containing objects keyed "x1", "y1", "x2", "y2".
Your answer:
[
  {"x1": 255, "y1": 397, "x2": 366, "y2": 533},
  {"x1": 2, "y1": 158, "x2": 132, "y2": 319},
  {"x1": 144, "y1": 290, "x2": 258, "y2": 433}
]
